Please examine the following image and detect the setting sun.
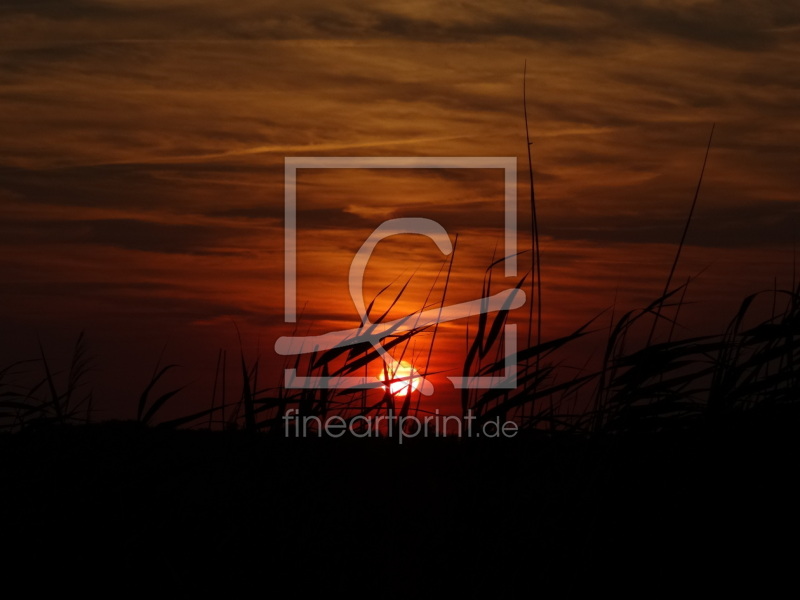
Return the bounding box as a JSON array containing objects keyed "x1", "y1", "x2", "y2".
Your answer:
[{"x1": 378, "y1": 360, "x2": 422, "y2": 396}]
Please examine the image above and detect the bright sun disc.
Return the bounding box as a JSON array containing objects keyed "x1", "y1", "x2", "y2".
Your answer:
[{"x1": 378, "y1": 361, "x2": 421, "y2": 396}]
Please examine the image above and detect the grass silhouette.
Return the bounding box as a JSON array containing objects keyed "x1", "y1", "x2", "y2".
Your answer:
[
  {"x1": 2, "y1": 131, "x2": 798, "y2": 596},
  {"x1": 2, "y1": 129, "x2": 799, "y2": 437},
  {"x1": 3, "y1": 247, "x2": 799, "y2": 437},
  {"x1": 2, "y1": 111, "x2": 795, "y2": 438}
]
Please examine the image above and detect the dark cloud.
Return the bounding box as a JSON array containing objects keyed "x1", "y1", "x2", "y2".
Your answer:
[
  {"x1": 363, "y1": 10, "x2": 601, "y2": 44},
  {"x1": 0, "y1": 0, "x2": 119, "y2": 19},
  {"x1": 0, "y1": 216, "x2": 248, "y2": 255},
  {"x1": 3, "y1": 276, "x2": 284, "y2": 326},
  {"x1": 549, "y1": 0, "x2": 764, "y2": 50},
  {"x1": 296, "y1": 207, "x2": 375, "y2": 230},
  {"x1": 542, "y1": 196, "x2": 800, "y2": 248},
  {"x1": 0, "y1": 162, "x2": 285, "y2": 211},
  {"x1": 208, "y1": 205, "x2": 283, "y2": 220},
  {"x1": 2, "y1": 0, "x2": 793, "y2": 51},
  {"x1": 388, "y1": 200, "x2": 506, "y2": 232},
  {"x1": 3, "y1": 279, "x2": 184, "y2": 297},
  {"x1": 77, "y1": 218, "x2": 239, "y2": 254},
  {"x1": 0, "y1": 0, "x2": 798, "y2": 383}
]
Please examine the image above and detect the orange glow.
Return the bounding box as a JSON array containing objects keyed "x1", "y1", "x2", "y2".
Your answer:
[
  {"x1": 378, "y1": 360, "x2": 422, "y2": 397},
  {"x1": 2, "y1": 2, "x2": 799, "y2": 425}
]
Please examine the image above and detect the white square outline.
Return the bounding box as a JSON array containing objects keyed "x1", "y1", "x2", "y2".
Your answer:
[{"x1": 283, "y1": 156, "x2": 519, "y2": 390}]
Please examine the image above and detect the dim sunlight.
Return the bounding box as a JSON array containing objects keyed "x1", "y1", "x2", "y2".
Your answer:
[{"x1": 378, "y1": 360, "x2": 422, "y2": 397}]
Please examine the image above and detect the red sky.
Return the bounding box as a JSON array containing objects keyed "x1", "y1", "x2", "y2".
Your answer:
[{"x1": 1, "y1": 1, "x2": 799, "y2": 422}]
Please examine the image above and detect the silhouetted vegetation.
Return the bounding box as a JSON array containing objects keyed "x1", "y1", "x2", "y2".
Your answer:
[{"x1": 3, "y1": 125, "x2": 798, "y2": 596}]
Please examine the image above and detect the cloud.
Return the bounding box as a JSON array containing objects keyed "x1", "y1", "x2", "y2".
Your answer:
[
  {"x1": 1, "y1": 0, "x2": 793, "y2": 53},
  {"x1": 0, "y1": 214, "x2": 250, "y2": 254},
  {"x1": 542, "y1": 196, "x2": 800, "y2": 248},
  {"x1": 1, "y1": 0, "x2": 798, "y2": 379}
]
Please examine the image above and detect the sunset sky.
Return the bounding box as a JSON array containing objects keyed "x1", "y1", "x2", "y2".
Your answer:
[{"x1": 2, "y1": 1, "x2": 799, "y2": 420}]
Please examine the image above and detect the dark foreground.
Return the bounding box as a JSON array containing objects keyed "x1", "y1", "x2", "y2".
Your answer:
[{"x1": 3, "y1": 408, "x2": 798, "y2": 597}]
